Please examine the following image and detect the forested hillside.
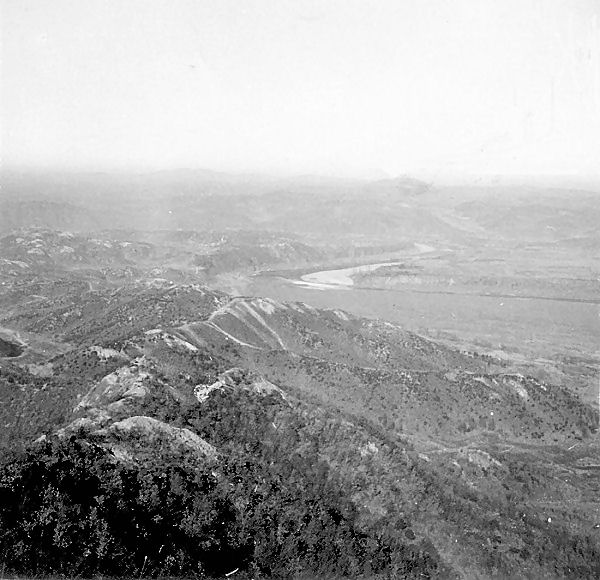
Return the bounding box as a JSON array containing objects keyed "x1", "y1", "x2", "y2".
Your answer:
[{"x1": 1, "y1": 276, "x2": 599, "y2": 578}]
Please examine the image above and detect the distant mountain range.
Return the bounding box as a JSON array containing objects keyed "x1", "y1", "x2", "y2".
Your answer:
[{"x1": 2, "y1": 171, "x2": 599, "y2": 250}]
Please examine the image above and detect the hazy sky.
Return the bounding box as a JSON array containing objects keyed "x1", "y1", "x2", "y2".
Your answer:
[{"x1": 2, "y1": 0, "x2": 599, "y2": 177}]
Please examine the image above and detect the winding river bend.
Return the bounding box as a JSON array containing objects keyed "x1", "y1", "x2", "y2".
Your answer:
[
  {"x1": 248, "y1": 262, "x2": 599, "y2": 357},
  {"x1": 296, "y1": 261, "x2": 407, "y2": 289}
]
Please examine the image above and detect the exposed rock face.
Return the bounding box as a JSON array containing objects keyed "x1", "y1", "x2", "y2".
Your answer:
[
  {"x1": 194, "y1": 367, "x2": 287, "y2": 404},
  {"x1": 74, "y1": 361, "x2": 154, "y2": 419},
  {"x1": 98, "y1": 416, "x2": 219, "y2": 461},
  {"x1": 65, "y1": 357, "x2": 282, "y2": 466}
]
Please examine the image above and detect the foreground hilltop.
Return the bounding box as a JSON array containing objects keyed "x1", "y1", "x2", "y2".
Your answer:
[{"x1": 1, "y1": 276, "x2": 599, "y2": 579}]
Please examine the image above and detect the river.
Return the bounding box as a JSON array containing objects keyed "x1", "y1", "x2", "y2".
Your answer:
[{"x1": 247, "y1": 263, "x2": 599, "y2": 357}]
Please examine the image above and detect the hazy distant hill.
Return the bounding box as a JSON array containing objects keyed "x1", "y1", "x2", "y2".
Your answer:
[
  {"x1": 0, "y1": 170, "x2": 445, "y2": 237},
  {"x1": 454, "y1": 191, "x2": 600, "y2": 242},
  {"x1": 3, "y1": 171, "x2": 599, "y2": 251}
]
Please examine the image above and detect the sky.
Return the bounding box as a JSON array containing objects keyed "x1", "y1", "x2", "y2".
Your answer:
[{"x1": 2, "y1": 0, "x2": 599, "y2": 177}]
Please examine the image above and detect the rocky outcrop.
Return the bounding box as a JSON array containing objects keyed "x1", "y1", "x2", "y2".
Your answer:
[
  {"x1": 97, "y1": 416, "x2": 218, "y2": 461},
  {"x1": 194, "y1": 367, "x2": 287, "y2": 403}
]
